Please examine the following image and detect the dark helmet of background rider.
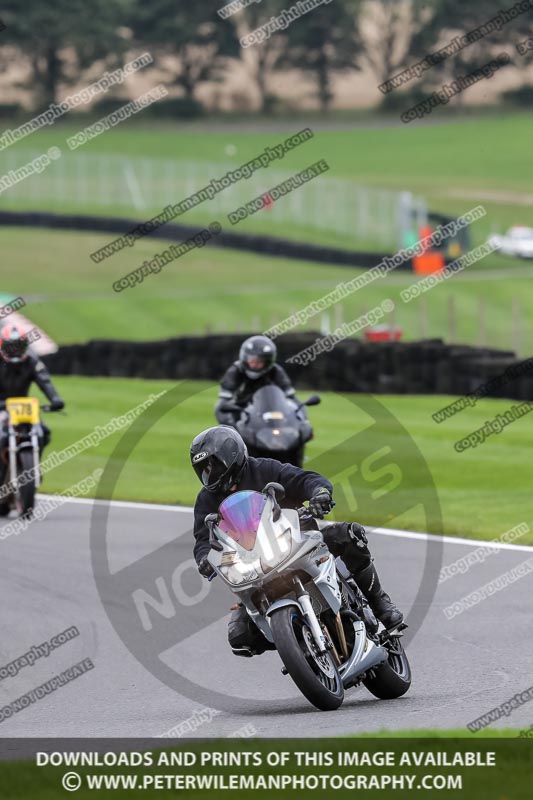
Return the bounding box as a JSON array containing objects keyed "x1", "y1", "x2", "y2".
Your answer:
[{"x1": 239, "y1": 335, "x2": 276, "y2": 380}]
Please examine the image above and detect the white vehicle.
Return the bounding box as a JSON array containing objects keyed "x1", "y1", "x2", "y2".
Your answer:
[
  {"x1": 489, "y1": 226, "x2": 533, "y2": 258},
  {"x1": 206, "y1": 482, "x2": 411, "y2": 711}
]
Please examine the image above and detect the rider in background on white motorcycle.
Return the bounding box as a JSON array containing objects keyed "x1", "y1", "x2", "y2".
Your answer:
[
  {"x1": 0, "y1": 326, "x2": 64, "y2": 486},
  {"x1": 215, "y1": 335, "x2": 296, "y2": 427},
  {"x1": 190, "y1": 426, "x2": 404, "y2": 657}
]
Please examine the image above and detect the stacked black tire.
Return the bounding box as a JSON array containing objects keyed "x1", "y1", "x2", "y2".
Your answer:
[{"x1": 43, "y1": 335, "x2": 533, "y2": 402}]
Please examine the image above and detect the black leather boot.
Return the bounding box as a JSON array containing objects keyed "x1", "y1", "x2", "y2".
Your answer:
[{"x1": 351, "y1": 562, "x2": 404, "y2": 630}]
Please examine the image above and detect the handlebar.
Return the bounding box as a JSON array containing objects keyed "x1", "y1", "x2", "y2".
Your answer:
[{"x1": 0, "y1": 403, "x2": 62, "y2": 413}]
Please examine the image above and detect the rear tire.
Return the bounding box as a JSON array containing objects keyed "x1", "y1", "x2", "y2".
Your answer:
[
  {"x1": 363, "y1": 638, "x2": 411, "y2": 699},
  {"x1": 270, "y1": 606, "x2": 344, "y2": 711},
  {"x1": 15, "y1": 450, "x2": 36, "y2": 518}
]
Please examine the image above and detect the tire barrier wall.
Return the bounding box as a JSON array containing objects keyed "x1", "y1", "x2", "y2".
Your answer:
[
  {"x1": 0, "y1": 209, "x2": 411, "y2": 270},
  {"x1": 42, "y1": 334, "x2": 533, "y2": 401}
]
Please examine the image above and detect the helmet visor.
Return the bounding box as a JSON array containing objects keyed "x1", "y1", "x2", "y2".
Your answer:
[
  {"x1": 245, "y1": 355, "x2": 267, "y2": 372},
  {"x1": 193, "y1": 454, "x2": 229, "y2": 490},
  {"x1": 1, "y1": 336, "x2": 28, "y2": 361}
]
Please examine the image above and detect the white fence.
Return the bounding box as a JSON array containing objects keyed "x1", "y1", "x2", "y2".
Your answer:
[{"x1": 0, "y1": 148, "x2": 427, "y2": 248}]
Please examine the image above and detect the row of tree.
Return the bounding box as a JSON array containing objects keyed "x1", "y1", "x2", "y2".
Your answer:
[{"x1": 1, "y1": 0, "x2": 532, "y2": 112}]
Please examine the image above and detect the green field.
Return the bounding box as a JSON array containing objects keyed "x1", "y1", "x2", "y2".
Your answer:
[
  {"x1": 2, "y1": 112, "x2": 533, "y2": 254},
  {"x1": 24, "y1": 376, "x2": 533, "y2": 543},
  {"x1": 2, "y1": 227, "x2": 532, "y2": 352}
]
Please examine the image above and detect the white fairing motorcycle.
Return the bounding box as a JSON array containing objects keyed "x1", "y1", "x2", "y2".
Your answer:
[{"x1": 206, "y1": 482, "x2": 411, "y2": 711}]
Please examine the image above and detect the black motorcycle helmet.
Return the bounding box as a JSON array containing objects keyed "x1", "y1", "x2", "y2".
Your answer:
[
  {"x1": 190, "y1": 426, "x2": 248, "y2": 494},
  {"x1": 239, "y1": 335, "x2": 276, "y2": 380}
]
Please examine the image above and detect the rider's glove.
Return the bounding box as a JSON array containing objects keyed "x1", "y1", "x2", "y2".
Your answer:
[
  {"x1": 309, "y1": 487, "x2": 334, "y2": 519},
  {"x1": 50, "y1": 398, "x2": 64, "y2": 411},
  {"x1": 349, "y1": 522, "x2": 368, "y2": 547},
  {"x1": 198, "y1": 556, "x2": 216, "y2": 580}
]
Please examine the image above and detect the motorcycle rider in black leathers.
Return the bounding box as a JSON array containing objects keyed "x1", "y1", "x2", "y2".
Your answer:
[
  {"x1": 190, "y1": 426, "x2": 404, "y2": 657},
  {"x1": 0, "y1": 326, "x2": 64, "y2": 487},
  {"x1": 215, "y1": 335, "x2": 295, "y2": 427}
]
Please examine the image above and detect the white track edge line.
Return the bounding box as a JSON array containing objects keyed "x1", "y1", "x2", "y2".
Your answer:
[{"x1": 36, "y1": 494, "x2": 533, "y2": 552}]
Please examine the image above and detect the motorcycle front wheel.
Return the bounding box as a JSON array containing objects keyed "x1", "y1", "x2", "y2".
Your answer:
[
  {"x1": 15, "y1": 449, "x2": 36, "y2": 518},
  {"x1": 270, "y1": 606, "x2": 344, "y2": 711}
]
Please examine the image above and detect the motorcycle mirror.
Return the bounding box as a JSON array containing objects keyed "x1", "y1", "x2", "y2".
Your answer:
[
  {"x1": 262, "y1": 482, "x2": 286, "y2": 500},
  {"x1": 304, "y1": 394, "x2": 321, "y2": 406},
  {"x1": 219, "y1": 403, "x2": 242, "y2": 413},
  {"x1": 205, "y1": 513, "x2": 224, "y2": 552}
]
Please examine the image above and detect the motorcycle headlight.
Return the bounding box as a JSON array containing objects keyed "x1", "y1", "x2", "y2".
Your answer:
[
  {"x1": 219, "y1": 557, "x2": 259, "y2": 586},
  {"x1": 260, "y1": 527, "x2": 292, "y2": 573},
  {"x1": 256, "y1": 427, "x2": 299, "y2": 450}
]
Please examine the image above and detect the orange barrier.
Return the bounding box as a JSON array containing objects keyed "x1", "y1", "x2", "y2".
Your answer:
[{"x1": 413, "y1": 251, "x2": 446, "y2": 274}]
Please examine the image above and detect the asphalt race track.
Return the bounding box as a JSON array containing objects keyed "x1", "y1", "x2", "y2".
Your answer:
[{"x1": 1, "y1": 496, "x2": 532, "y2": 739}]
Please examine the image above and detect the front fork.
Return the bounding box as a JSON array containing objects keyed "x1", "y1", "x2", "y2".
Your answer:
[
  {"x1": 32, "y1": 430, "x2": 41, "y2": 488},
  {"x1": 8, "y1": 426, "x2": 17, "y2": 491},
  {"x1": 7, "y1": 425, "x2": 41, "y2": 494},
  {"x1": 294, "y1": 577, "x2": 329, "y2": 655}
]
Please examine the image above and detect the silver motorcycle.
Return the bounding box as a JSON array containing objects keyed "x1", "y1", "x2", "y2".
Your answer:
[{"x1": 206, "y1": 482, "x2": 411, "y2": 711}]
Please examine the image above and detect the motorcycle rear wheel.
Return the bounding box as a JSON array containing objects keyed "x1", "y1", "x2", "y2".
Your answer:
[
  {"x1": 270, "y1": 606, "x2": 344, "y2": 711},
  {"x1": 363, "y1": 638, "x2": 411, "y2": 699}
]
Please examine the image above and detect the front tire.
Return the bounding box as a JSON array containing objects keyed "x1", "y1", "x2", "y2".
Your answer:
[
  {"x1": 363, "y1": 638, "x2": 411, "y2": 699},
  {"x1": 15, "y1": 449, "x2": 36, "y2": 518},
  {"x1": 270, "y1": 606, "x2": 344, "y2": 711}
]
